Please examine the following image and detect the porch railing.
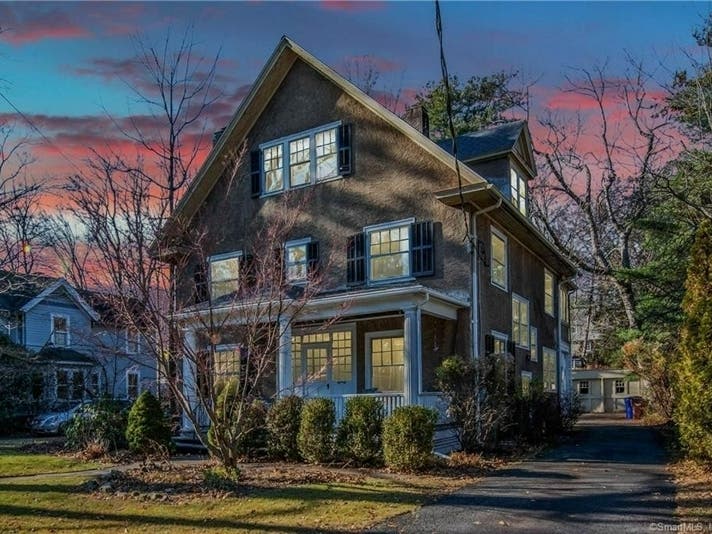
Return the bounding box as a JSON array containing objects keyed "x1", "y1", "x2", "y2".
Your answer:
[{"x1": 336, "y1": 393, "x2": 404, "y2": 421}]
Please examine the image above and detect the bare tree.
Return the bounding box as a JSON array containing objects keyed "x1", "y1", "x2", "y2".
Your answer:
[
  {"x1": 532, "y1": 62, "x2": 675, "y2": 330},
  {"x1": 342, "y1": 54, "x2": 405, "y2": 114}
]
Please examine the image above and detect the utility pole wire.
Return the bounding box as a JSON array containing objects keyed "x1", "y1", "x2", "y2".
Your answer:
[{"x1": 435, "y1": 0, "x2": 475, "y2": 252}]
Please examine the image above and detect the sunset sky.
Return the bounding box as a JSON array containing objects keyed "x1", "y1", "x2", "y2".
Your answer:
[{"x1": 0, "y1": 1, "x2": 708, "y2": 181}]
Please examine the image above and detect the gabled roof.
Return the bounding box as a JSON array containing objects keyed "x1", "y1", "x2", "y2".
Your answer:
[
  {"x1": 169, "y1": 36, "x2": 486, "y2": 227},
  {"x1": 0, "y1": 271, "x2": 100, "y2": 321},
  {"x1": 436, "y1": 120, "x2": 537, "y2": 176}
]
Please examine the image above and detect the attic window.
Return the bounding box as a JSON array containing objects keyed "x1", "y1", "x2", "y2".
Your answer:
[
  {"x1": 510, "y1": 168, "x2": 527, "y2": 216},
  {"x1": 256, "y1": 121, "x2": 348, "y2": 196},
  {"x1": 51, "y1": 315, "x2": 69, "y2": 347}
]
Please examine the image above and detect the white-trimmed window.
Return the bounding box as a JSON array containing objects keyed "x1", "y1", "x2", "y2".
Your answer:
[
  {"x1": 291, "y1": 330, "x2": 353, "y2": 385},
  {"x1": 578, "y1": 380, "x2": 590, "y2": 395},
  {"x1": 214, "y1": 348, "x2": 241, "y2": 382},
  {"x1": 530, "y1": 326, "x2": 538, "y2": 362},
  {"x1": 126, "y1": 370, "x2": 140, "y2": 400},
  {"x1": 285, "y1": 238, "x2": 310, "y2": 282},
  {"x1": 521, "y1": 371, "x2": 532, "y2": 395},
  {"x1": 366, "y1": 219, "x2": 412, "y2": 283},
  {"x1": 559, "y1": 285, "x2": 570, "y2": 324},
  {"x1": 209, "y1": 251, "x2": 242, "y2": 300},
  {"x1": 260, "y1": 122, "x2": 341, "y2": 195},
  {"x1": 366, "y1": 331, "x2": 404, "y2": 392},
  {"x1": 510, "y1": 168, "x2": 527, "y2": 216},
  {"x1": 125, "y1": 328, "x2": 140, "y2": 354},
  {"x1": 492, "y1": 331, "x2": 508, "y2": 354},
  {"x1": 615, "y1": 379, "x2": 625, "y2": 394},
  {"x1": 512, "y1": 294, "x2": 529, "y2": 347},
  {"x1": 51, "y1": 314, "x2": 69, "y2": 347},
  {"x1": 542, "y1": 347, "x2": 557, "y2": 392},
  {"x1": 544, "y1": 270, "x2": 555, "y2": 316},
  {"x1": 490, "y1": 228, "x2": 508, "y2": 290}
]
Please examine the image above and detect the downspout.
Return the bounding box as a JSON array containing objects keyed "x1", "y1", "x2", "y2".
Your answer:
[
  {"x1": 470, "y1": 198, "x2": 502, "y2": 360},
  {"x1": 557, "y1": 276, "x2": 576, "y2": 402}
]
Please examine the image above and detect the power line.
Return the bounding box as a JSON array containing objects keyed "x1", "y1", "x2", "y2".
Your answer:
[{"x1": 0, "y1": 90, "x2": 86, "y2": 178}]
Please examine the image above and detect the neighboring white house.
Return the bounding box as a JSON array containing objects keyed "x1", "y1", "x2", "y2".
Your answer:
[{"x1": 572, "y1": 368, "x2": 647, "y2": 413}]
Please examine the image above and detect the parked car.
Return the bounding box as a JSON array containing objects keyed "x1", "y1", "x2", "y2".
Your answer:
[{"x1": 30, "y1": 402, "x2": 86, "y2": 435}]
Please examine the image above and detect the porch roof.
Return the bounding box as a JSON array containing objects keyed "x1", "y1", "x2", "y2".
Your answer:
[{"x1": 175, "y1": 284, "x2": 468, "y2": 324}]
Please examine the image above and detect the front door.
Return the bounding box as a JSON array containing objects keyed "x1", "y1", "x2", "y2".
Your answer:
[{"x1": 292, "y1": 329, "x2": 355, "y2": 397}]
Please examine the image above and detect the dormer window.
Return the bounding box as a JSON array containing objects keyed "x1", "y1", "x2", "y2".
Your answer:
[
  {"x1": 252, "y1": 122, "x2": 351, "y2": 197},
  {"x1": 510, "y1": 168, "x2": 527, "y2": 216}
]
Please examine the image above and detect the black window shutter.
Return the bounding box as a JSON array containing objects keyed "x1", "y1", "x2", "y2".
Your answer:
[
  {"x1": 507, "y1": 340, "x2": 516, "y2": 355},
  {"x1": 411, "y1": 221, "x2": 434, "y2": 277},
  {"x1": 193, "y1": 262, "x2": 208, "y2": 303},
  {"x1": 274, "y1": 247, "x2": 285, "y2": 284},
  {"x1": 250, "y1": 150, "x2": 261, "y2": 198},
  {"x1": 484, "y1": 334, "x2": 494, "y2": 355},
  {"x1": 346, "y1": 233, "x2": 366, "y2": 285},
  {"x1": 337, "y1": 124, "x2": 353, "y2": 176},
  {"x1": 307, "y1": 241, "x2": 320, "y2": 278},
  {"x1": 239, "y1": 254, "x2": 255, "y2": 289}
]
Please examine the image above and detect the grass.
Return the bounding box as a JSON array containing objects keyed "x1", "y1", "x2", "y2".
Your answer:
[
  {"x1": 0, "y1": 471, "x2": 467, "y2": 533},
  {"x1": 0, "y1": 439, "x2": 106, "y2": 477}
]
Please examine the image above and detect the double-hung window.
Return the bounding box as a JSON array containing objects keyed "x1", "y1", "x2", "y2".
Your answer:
[
  {"x1": 544, "y1": 270, "x2": 555, "y2": 316},
  {"x1": 491, "y1": 331, "x2": 508, "y2": 355},
  {"x1": 285, "y1": 239, "x2": 310, "y2": 283},
  {"x1": 542, "y1": 347, "x2": 557, "y2": 392},
  {"x1": 512, "y1": 294, "x2": 529, "y2": 347},
  {"x1": 490, "y1": 228, "x2": 508, "y2": 290},
  {"x1": 214, "y1": 348, "x2": 241, "y2": 383},
  {"x1": 615, "y1": 379, "x2": 625, "y2": 394},
  {"x1": 578, "y1": 380, "x2": 590, "y2": 395},
  {"x1": 51, "y1": 315, "x2": 69, "y2": 347},
  {"x1": 367, "y1": 332, "x2": 404, "y2": 392},
  {"x1": 366, "y1": 220, "x2": 412, "y2": 282},
  {"x1": 510, "y1": 168, "x2": 527, "y2": 216},
  {"x1": 126, "y1": 370, "x2": 140, "y2": 399},
  {"x1": 56, "y1": 370, "x2": 69, "y2": 400},
  {"x1": 209, "y1": 251, "x2": 242, "y2": 300},
  {"x1": 259, "y1": 122, "x2": 342, "y2": 195}
]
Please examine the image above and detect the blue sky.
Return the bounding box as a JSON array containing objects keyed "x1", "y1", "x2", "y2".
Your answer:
[{"x1": 0, "y1": 1, "x2": 708, "y2": 176}]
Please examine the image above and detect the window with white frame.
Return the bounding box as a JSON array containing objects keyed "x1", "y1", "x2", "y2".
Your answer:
[
  {"x1": 492, "y1": 331, "x2": 508, "y2": 354},
  {"x1": 512, "y1": 294, "x2": 530, "y2": 347},
  {"x1": 285, "y1": 239, "x2": 309, "y2": 282},
  {"x1": 366, "y1": 220, "x2": 411, "y2": 282},
  {"x1": 559, "y1": 285, "x2": 570, "y2": 323},
  {"x1": 544, "y1": 270, "x2": 555, "y2": 316},
  {"x1": 521, "y1": 371, "x2": 532, "y2": 395},
  {"x1": 291, "y1": 330, "x2": 353, "y2": 385},
  {"x1": 490, "y1": 228, "x2": 508, "y2": 290},
  {"x1": 615, "y1": 379, "x2": 625, "y2": 394},
  {"x1": 214, "y1": 348, "x2": 241, "y2": 382},
  {"x1": 260, "y1": 123, "x2": 341, "y2": 195},
  {"x1": 578, "y1": 380, "x2": 590, "y2": 395},
  {"x1": 51, "y1": 315, "x2": 69, "y2": 346},
  {"x1": 209, "y1": 252, "x2": 242, "y2": 300},
  {"x1": 126, "y1": 370, "x2": 140, "y2": 399},
  {"x1": 368, "y1": 333, "x2": 404, "y2": 392},
  {"x1": 542, "y1": 347, "x2": 557, "y2": 392},
  {"x1": 56, "y1": 369, "x2": 69, "y2": 400},
  {"x1": 510, "y1": 168, "x2": 527, "y2": 215},
  {"x1": 530, "y1": 326, "x2": 538, "y2": 362},
  {"x1": 126, "y1": 328, "x2": 140, "y2": 354}
]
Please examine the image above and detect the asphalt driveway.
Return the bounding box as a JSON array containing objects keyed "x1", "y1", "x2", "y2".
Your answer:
[{"x1": 376, "y1": 414, "x2": 676, "y2": 533}]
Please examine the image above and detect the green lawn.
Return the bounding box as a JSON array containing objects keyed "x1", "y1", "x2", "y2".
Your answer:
[
  {"x1": 0, "y1": 448, "x2": 104, "y2": 477},
  {"x1": 0, "y1": 473, "x2": 449, "y2": 533}
]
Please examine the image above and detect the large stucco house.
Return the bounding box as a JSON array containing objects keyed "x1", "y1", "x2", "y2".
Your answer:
[{"x1": 164, "y1": 37, "x2": 577, "y2": 440}]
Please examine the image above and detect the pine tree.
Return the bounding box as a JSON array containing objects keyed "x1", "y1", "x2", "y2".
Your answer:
[
  {"x1": 126, "y1": 391, "x2": 172, "y2": 455},
  {"x1": 676, "y1": 219, "x2": 712, "y2": 462}
]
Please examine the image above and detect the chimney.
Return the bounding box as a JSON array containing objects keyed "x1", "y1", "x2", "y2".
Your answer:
[
  {"x1": 404, "y1": 105, "x2": 429, "y2": 138},
  {"x1": 212, "y1": 127, "x2": 226, "y2": 147}
]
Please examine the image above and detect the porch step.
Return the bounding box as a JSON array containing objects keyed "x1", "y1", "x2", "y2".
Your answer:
[{"x1": 172, "y1": 434, "x2": 207, "y2": 453}]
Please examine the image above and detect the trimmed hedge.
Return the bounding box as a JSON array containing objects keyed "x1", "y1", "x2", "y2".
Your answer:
[
  {"x1": 267, "y1": 395, "x2": 303, "y2": 461},
  {"x1": 297, "y1": 398, "x2": 335, "y2": 464},
  {"x1": 383, "y1": 406, "x2": 437, "y2": 472},
  {"x1": 126, "y1": 391, "x2": 172, "y2": 455},
  {"x1": 337, "y1": 396, "x2": 383, "y2": 465}
]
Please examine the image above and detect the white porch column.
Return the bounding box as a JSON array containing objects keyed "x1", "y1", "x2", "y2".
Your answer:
[
  {"x1": 403, "y1": 306, "x2": 422, "y2": 406},
  {"x1": 277, "y1": 315, "x2": 292, "y2": 397},
  {"x1": 181, "y1": 328, "x2": 198, "y2": 435}
]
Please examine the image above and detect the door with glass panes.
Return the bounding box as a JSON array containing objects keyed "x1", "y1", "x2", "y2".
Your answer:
[{"x1": 291, "y1": 330, "x2": 354, "y2": 397}]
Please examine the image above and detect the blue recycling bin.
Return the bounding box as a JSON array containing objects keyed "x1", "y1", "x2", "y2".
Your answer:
[{"x1": 624, "y1": 397, "x2": 633, "y2": 419}]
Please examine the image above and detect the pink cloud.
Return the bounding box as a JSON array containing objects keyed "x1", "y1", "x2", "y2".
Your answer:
[
  {"x1": 320, "y1": 0, "x2": 385, "y2": 11},
  {"x1": 0, "y1": 6, "x2": 90, "y2": 45}
]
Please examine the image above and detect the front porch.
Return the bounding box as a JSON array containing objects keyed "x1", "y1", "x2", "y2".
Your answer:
[{"x1": 180, "y1": 285, "x2": 468, "y2": 435}]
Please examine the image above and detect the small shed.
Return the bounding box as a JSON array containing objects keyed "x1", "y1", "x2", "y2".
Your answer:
[{"x1": 572, "y1": 369, "x2": 646, "y2": 413}]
